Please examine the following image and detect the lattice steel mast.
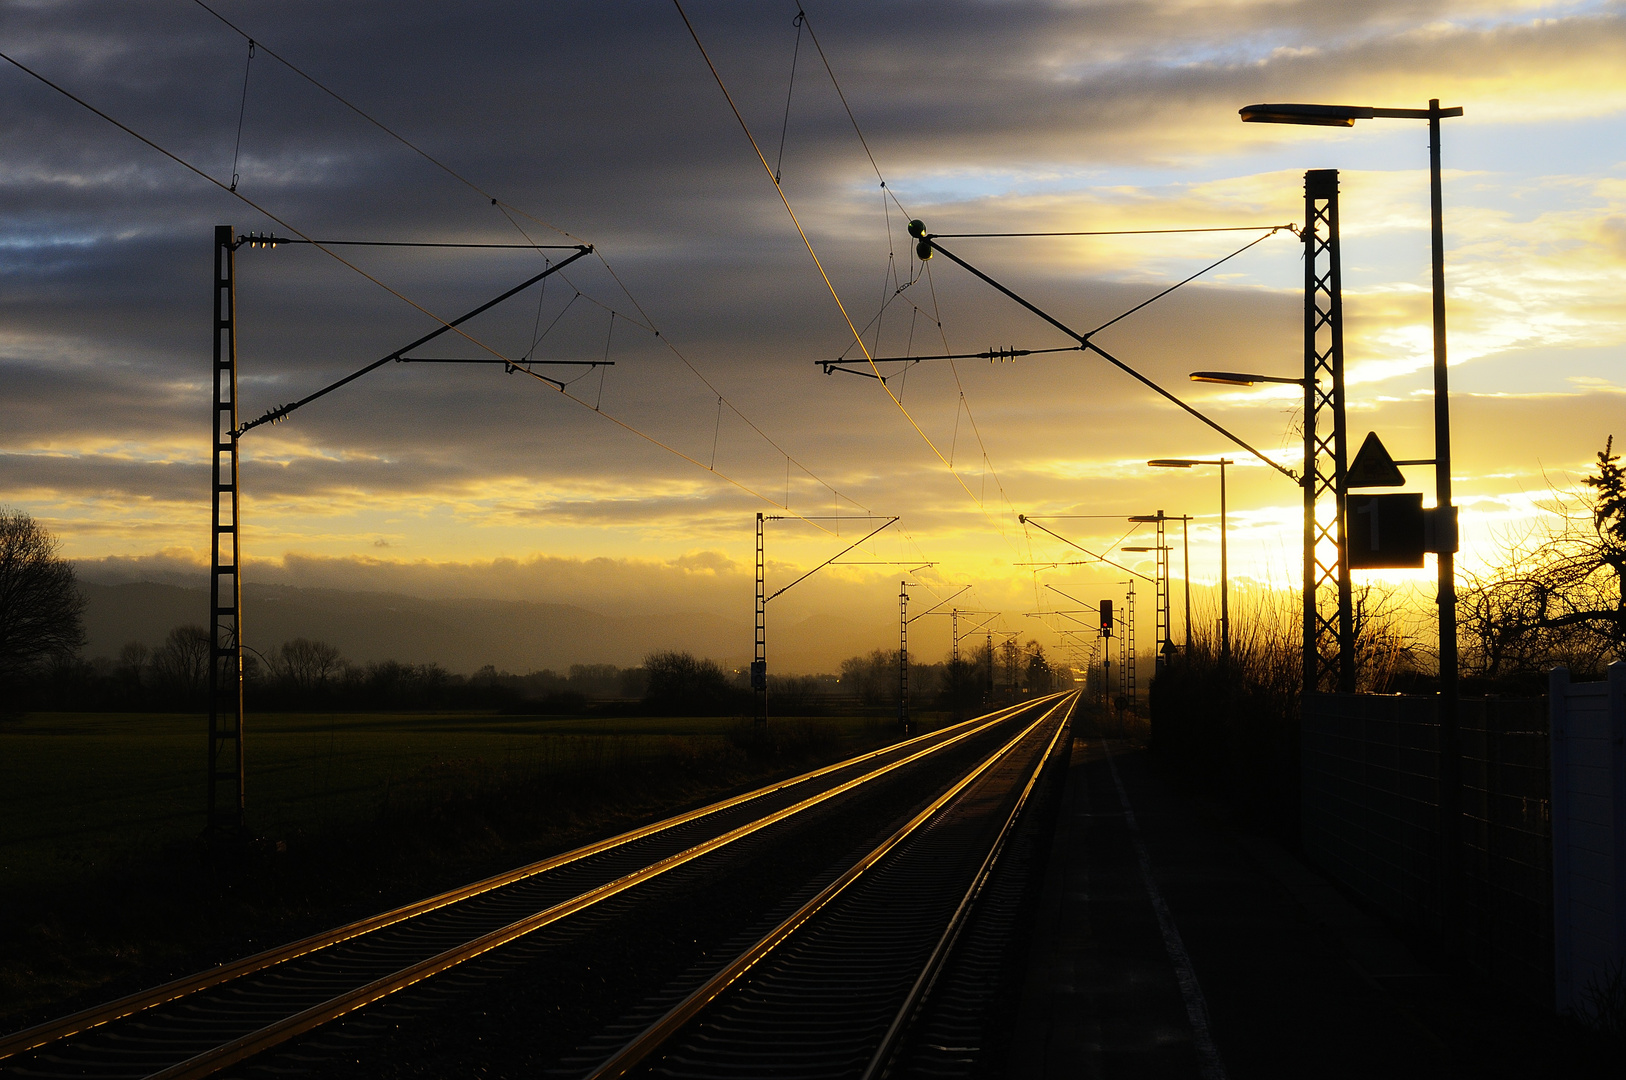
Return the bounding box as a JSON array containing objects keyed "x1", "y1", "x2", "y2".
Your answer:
[
  {"x1": 898, "y1": 583, "x2": 909, "y2": 731},
  {"x1": 208, "y1": 225, "x2": 245, "y2": 837},
  {"x1": 1302, "y1": 170, "x2": 1355, "y2": 693},
  {"x1": 754, "y1": 513, "x2": 767, "y2": 722}
]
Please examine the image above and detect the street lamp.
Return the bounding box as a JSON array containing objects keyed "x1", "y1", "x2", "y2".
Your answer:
[
  {"x1": 1149, "y1": 459, "x2": 1232, "y2": 659},
  {"x1": 1239, "y1": 99, "x2": 1461, "y2": 684},
  {"x1": 1242, "y1": 97, "x2": 1465, "y2": 942},
  {"x1": 1190, "y1": 370, "x2": 1308, "y2": 388}
]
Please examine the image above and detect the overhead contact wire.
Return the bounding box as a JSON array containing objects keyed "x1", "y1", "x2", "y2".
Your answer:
[
  {"x1": 673, "y1": 0, "x2": 1004, "y2": 532},
  {"x1": 192, "y1": 0, "x2": 877, "y2": 523},
  {"x1": 0, "y1": 47, "x2": 862, "y2": 539},
  {"x1": 798, "y1": 3, "x2": 1025, "y2": 551}
]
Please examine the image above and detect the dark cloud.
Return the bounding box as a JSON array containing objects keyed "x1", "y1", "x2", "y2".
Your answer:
[{"x1": 3, "y1": 0, "x2": 1619, "y2": 644}]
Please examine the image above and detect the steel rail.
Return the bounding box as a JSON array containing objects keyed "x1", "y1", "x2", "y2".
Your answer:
[
  {"x1": 0, "y1": 697, "x2": 1045, "y2": 1064},
  {"x1": 861, "y1": 691, "x2": 1078, "y2": 1079},
  {"x1": 142, "y1": 694, "x2": 1064, "y2": 1080},
  {"x1": 583, "y1": 691, "x2": 1077, "y2": 1079},
  {"x1": 3, "y1": 696, "x2": 1063, "y2": 1080}
]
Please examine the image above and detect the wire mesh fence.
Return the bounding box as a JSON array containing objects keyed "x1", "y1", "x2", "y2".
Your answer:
[{"x1": 1303, "y1": 692, "x2": 1552, "y2": 1003}]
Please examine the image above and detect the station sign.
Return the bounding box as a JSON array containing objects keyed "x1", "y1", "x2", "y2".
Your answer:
[{"x1": 1347, "y1": 492, "x2": 1425, "y2": 569}]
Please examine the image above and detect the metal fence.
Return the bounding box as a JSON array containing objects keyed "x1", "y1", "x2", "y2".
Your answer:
[{"x1": 1302, "y1": 692, "x2": 1552, "y2": 1002}]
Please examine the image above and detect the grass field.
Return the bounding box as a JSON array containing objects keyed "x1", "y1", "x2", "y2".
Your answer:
[
  {"x1": 0, "y1": 711, "x2": 895, "y2": 893},
  {"x1": 0, "y1": 709, "x2": 905, "y2": 1020}
]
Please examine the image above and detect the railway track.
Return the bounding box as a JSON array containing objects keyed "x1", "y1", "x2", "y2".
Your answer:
[
  {"x1": 584, "y1": 689, "x2": 1078, "y2": 1080},
  {"x1": 0, "y1": 694, "x2": 1068, "y2": 1080}
]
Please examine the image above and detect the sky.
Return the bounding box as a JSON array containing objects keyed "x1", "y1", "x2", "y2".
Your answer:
[{"x1": 3, "y1": 0, "x2": 1624, "y2": 672}]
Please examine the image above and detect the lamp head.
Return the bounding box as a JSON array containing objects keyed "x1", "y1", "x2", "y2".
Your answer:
[
  {"x1": 1190, "y1": 370, "x2": 1258, "y2": 386},
  {"x1": 1240, "y1": 103, "x2": 1373, "y2": 127},
  {"x1": 1148, "y1": 459, "x2": 1198, "y2": 469}
]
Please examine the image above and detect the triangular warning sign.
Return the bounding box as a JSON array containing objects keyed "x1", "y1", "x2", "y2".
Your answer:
[{"x1": 1346, "y1": 431, "x2": 1406, "y2": 488}]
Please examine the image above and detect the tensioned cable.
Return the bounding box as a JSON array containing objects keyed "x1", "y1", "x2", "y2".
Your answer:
[
  {"x1": 716, "y1": 1, "x2": 1023, "y2": 561},
  {"x1": 922, "y1": 261, "x2": 1029, "y2": 555},
  {"x1": 796, "y1": 3, "x2": 1027, "y2": 549},
  {"x1": 0, "y1": 48, "x2": 887, "y2": 542},
  {"x1": 244, "y1": 238, "x2": 582, "y2": 249},
  {"x1": 201, "y1": 13, "x2": 952, "y2": 593},
  {"x1": 931, "y1": 226, "x2": 1293, "y2": 238},
  {"x1": 228, "y1": 38, "x2": 253, "y2": 191},
  {"x1": 797, "y1": 7, "x2": 909, "y2": 219},
  {"x1": 189, "y1": 0, "x2": 885, "y2": 528},
  {"x1": 1022, "y1": 517, "x2": 1155, "y2": 583},
  {"x1": 1083, "y1": 228, "x2": 1285, "y2": 339},
  {"x1": 925, "y1": 235, "x2": 1299, "y2": 482},
  {"x1": 672, "y1": 0, "x2": 1012, "y2": 541},
  {"x1": 189, "y1": 1, "x2": 863, "y2": 525},
  {"x1": 772, "y1": 10, "x2": 804, "y2": 185},
  {"x1": 191, "y1": 0, "x2": 580, "y2": 244}
]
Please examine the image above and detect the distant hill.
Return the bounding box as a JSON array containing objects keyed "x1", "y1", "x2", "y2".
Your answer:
[{"x1": 80, "y1": 582, "x2": 752, "y2": 675}]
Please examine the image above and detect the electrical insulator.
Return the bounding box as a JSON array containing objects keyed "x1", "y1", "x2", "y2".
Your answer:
[{"x1": 907, "y1": 219, "x2": 932, "y2": 261}]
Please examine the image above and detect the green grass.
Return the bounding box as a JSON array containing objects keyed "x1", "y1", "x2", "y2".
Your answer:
[{"x1": 0, "y1": 711, "x2": 888, "y2": 894}]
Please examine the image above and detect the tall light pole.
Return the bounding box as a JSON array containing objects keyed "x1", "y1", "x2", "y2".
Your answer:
[
  {"x1": 1241, "y1": 98, "x2": 1464, "y2": 931},
  {"x1": 1149, "y1": 459, "x2": 1233, "y2": 659},
  {"x1": 1188, "y1": 369, "x2": 1323, "y2": 679}
]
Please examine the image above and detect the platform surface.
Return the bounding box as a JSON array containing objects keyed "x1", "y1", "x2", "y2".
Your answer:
[{"x1": 1008, "y1": 736, "x2": 1608, "y2": 1079}]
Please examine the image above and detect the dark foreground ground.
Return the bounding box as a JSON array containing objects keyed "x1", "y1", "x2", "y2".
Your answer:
[{"x1": 1012, "y1": 735, "x2": 1622, "y2": 1079}]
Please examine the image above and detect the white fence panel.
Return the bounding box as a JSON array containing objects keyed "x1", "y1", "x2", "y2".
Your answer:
[{"x1": 1549, "y1": 662, "x2": 1626, "y2": 1015}]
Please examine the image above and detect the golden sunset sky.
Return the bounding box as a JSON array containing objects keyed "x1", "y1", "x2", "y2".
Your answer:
[{"x1": 3, "y1": 0, "x2": 1623, "y2": 671}]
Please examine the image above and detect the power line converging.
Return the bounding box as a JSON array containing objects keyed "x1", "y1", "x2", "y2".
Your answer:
[{"x1": 7, "y1": 2, "x2": 1301, "y2": 756}]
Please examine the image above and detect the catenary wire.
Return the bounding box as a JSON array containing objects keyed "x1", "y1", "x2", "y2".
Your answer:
[
  {"x1": 1083, "y1": 227, "x2": 1286, "y2": 338},
  {"x1": 796, "y1": 2, "x2": 1028, "y2": 553},
  {"x1": 188, "y1": 0, "x2": 892, "y2": 532},
  {"x1": 0, "y1": 47, "x2": 892, "y2": 545},
  {"x1": 931, "y1": 225, "x2": 1293, "y2": 238},
  {"x1": 228, "y1": 38, "x2": 253, "y2": 191},
  {"x1": 673, "y1": 0, "x2": 1021, "y2": 549}
]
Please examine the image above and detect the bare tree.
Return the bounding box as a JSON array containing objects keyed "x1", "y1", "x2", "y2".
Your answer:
[
  {"x1": 277, "y1": 638, "x2": 345, "y2": 696},
  {"x1": 0, "y1": 509, "x2": 85, "y2": 688},
  {"x1": 116, "y1": 640, "x2": 150, "y2": 698},
  {"x1": 1457, "y1": 438, "x2": 1626, "y2": 681},
  {"x1": 149, "y1": 624, "x2": 211, "y2": 703},
  {"x1": 839, "y1": 649, "x2": 900, "y2": 707}
]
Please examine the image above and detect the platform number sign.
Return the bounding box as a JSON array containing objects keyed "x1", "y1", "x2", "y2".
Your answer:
[{"x1": 1347, "y1": 492, "x2": 1425, "y2": 569}]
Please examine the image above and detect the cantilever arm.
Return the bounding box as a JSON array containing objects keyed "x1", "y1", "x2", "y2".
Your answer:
[
  {"x1": 765, "y1": 517, "x2": 899, "y2": 604},
  {"x1": 923, "y1": 237, "x2": 1299, "y2": 484},
  {"x1": 906, "y1": 585, "x2": 972, "y2": 625},
  {"x1": 235, "y1": 245, "x2": 592, "y2": 436},
  {"x1": 1020, "y1": 516, "x2": 1155, "y2": 583}
]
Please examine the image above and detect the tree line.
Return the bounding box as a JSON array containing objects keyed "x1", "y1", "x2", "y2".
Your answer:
[{"x1": 0, "y1": 506, "x2": 1066, "y2": 716}]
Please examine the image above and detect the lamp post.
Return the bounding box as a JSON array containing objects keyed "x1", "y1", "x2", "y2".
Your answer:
[
  {"x1": 1186, "y1": 372, "x2": 1314, "y2": 674},
  {"x1": 1241, "y1": 98, "x2": 1464, "y2": 940},
  {"x1": 1149, "y1": 459, "x2": 1232, "y2": 659}
]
